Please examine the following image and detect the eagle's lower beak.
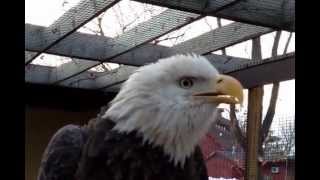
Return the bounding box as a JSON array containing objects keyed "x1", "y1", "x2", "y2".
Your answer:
[{"x1": 192, "y1": 74, "x2": 243, "y2": 104}]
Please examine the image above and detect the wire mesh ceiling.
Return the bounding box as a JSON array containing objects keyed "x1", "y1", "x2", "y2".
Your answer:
[{"x1": 25, "y1": 0, "x2": 295, "y2": 92}]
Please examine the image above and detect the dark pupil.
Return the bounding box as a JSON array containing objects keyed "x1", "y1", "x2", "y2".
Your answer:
[{"x1": 183, "y1": 80, "x2": 190, "y2": 87}]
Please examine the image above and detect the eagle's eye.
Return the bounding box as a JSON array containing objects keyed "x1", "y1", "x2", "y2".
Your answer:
[{"x1": 179, "y1": 78, "x2": 194, "y2": 89}]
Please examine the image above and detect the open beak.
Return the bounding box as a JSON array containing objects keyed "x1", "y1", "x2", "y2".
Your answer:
[{"x1": 192, "y1": 74, "x2": 243, "y2": 104}]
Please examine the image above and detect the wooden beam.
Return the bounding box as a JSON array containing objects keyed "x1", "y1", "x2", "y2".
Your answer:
[
  {"x1": 51, "y1": 9, "x2": 203, "y2": 83},
  {"x1": 226, "y1": 53, "x2": 295, "y2": 88},
  {"x1": 133, "y1": 0, "x2": 295, "y2": 31},
  {"x1": 25, "y1": 0, "x2": 120, "y2": 64},
  {"x1": 173, "y1": 22, "x2": 272, "y2": 54},
  {"x1": 25, "y1": 49, "x2": 295, "y2": 89},
  {"x1": 25, "y1": 51, "x2": 37, "y2": 63},
  {"x1": 85, "y1": 22, "x2": 271, "y2": 89},
  {"x1": 25, "y1": 0, "x2": 241, "y2": 83},
  {"x1": 25, "y1": 20, "x2": 272, "y2": 87},
  {"x1": 135, "y1": 0, "x2": 239, "y2": 14},
  {"x1": 26, "y1": 53, "x2": 294, "y2": 91},
  {"x1": 25, "y1": 24, "x2": 177, "y2": 66},
  {"x1": 61, "y1": 65, "x2": 137, "y2": 89},
  {"x1": 25, "y1": 64, "x2": 105, "y2": 85},
  {"x1": 26, "y1": 22, "x2": 271, "y2": 66},
  {"x1": 245, "y1": 37, "x2": 263, "y2": 180},
  {"x1": 100, "y1": 53, "x2": 295, "y2": 92},
  {"x1": 246, "y1": 86, "x2": 263, "y2": 180},
  {"x1": 26, "y1": 53, "x2": 248, "y2": 88},
  {"x1": 26, "y1": 22, "x2": 270, "y2": 87},
  {"x1": 58, "y1": 53, "x2": 295, "y2": 90},
  {"x1": 25, "y1": 64, "x2": 53, "y2": 84},
  {"x1": 59, "y1": 54, "x2": 249, "y2": 89}
]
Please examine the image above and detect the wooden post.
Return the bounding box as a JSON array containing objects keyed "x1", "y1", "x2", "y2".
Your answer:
[
  {"x1": 245, "y1": 87, "x2": 263, "y2": 180},
  {"x1": 245, "y1": 37, "x2": 263, "y2": 180}
]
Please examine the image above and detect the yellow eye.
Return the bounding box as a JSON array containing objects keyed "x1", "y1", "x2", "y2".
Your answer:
[{"x1": 179, "y1": 78, "x2": 194, "y2": 89}]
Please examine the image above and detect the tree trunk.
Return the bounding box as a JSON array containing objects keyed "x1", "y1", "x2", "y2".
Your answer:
[{"x1": 283, "y1": 32, "x2": 293, "y2": 54}]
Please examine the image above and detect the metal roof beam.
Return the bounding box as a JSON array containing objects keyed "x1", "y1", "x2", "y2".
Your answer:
[{"x1": 133, "y1": 0, "x2": 295, "y2": 31}]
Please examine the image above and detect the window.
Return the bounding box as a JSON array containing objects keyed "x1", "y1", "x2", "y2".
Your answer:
[{"x1": 271, "y1": 166, "x2": 280, "y2": 173}]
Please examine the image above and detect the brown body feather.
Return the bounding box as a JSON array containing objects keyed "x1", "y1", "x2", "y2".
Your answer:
[
  {"x1": 38, "y1": 117, "x2": 208, "y2": 180},
  {"x1": 76, "y1": 117, "x2": 208, "y2": 180}
]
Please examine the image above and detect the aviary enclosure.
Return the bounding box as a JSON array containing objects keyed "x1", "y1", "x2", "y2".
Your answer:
[{"x1": 25, "y1": 0, "x2": 295, "y2": 180}]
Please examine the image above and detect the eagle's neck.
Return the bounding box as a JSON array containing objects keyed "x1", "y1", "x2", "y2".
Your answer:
[{"x1": 103, "y1": 93, "x2": 218, "y2": 167}]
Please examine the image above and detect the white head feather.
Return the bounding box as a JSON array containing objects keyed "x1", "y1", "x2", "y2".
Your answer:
[{"x1": 103, "y1": 54, "x2": 221, "y2": 167}]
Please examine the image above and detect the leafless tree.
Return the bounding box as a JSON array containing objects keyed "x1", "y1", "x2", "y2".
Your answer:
[
  {"x1": 261, "y1": 118, "x2": 294, "y2": 160},
  {"x1": 259, "y1": 31, "x2": 282, "y2": 156},
  {"x1": 225, "y1": 30, "x2": 294, "y2": 157},
  {"x1": 280, "y1": 120, "x2": 295, "y2": 156}
]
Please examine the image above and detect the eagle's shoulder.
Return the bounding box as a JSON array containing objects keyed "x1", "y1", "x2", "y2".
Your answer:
[
  {"x1": 76, "y1": 118, "x2": 208, "y2": 180},
  {"x1": 37, "y1": 124, "x2": 88, "y2": 180}
]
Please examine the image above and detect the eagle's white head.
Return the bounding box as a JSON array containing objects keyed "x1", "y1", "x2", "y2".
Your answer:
[{"x1": 103, "y1": 54, "x2": 243, "y2": 166}]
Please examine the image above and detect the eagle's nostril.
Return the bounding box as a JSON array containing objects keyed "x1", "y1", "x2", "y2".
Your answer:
[{"x1": 217, "y1": 79, "x2": 223, "y2": 84}]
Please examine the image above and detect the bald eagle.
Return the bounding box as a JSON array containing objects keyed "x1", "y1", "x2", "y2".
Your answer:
[{"x1": 37, "y1": 54, "x2": 243, "y2": 180}]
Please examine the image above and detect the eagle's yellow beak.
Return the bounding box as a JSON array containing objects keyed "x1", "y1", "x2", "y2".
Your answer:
[{"x1": 193, "y1": 74, "x2": 243, "y2": 104}]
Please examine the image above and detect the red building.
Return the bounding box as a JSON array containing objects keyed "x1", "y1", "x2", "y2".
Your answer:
[
  {"x1": 200, "y1": 134, "x2": 245, "y2": 179},
  {"x1": 200, "y1": 133, "x2": 295, "y2": 180},
  {"x1": 200, "y1": 110, "x2": 295, "y2": 180},
  {"x1": 260, "y1": 158, "x2": 295, "y2": 180}
]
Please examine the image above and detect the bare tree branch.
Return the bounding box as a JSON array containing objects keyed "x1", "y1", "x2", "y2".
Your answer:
[
  {"x1": 252, "y1": 37, "x2": 262, "y2": 61},
  {"x1": 153, "y1": 32, "x2": 186, "y2": 45},
  {"x1": 261, "y1": 31, "x2": 281, "y2": 137},
  {"x1": 216, "y1": 18, "x2": 226, "y2": 55},
  {"x1": 281, "y1": 121, "x2": 295, "y2": 156},
  {"x1": 283, "y1": 32, "x2": 293, "y2": 54},
  {"x1": 216, "y1": 17, "x2": 222, "y2": 27},
  {"x1": 204, "y1": 17, "x2": 214, "y2": 31},
  {"x1": 82, "y1": 25, "x2": 101, "y2": 35},
  {"x1": 62, "y1": 0, "x2": 68, "y2": 8},
  {"x1": 97, "y1": 13, "x2": 106, "y2": 36},
  {"x1": 230, "y1": 104, "x2": 247, "y2": 150},
  {"x1": 261, "y1": 31, "x2": 282, "y2": 144},
  {"x1": 100, "y1": 64, "x2": 109, "y2": 71},
  {"x1": 272, "y1": 31, "x2": 282, "y2": 57},
  {"x1": 261, "y1": 83, "x2": 279, "y2": 142}
]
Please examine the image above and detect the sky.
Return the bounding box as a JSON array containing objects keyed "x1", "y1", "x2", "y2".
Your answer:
[{"x1": 25, "y1": 0, "x2": 295, "y2": 131}]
